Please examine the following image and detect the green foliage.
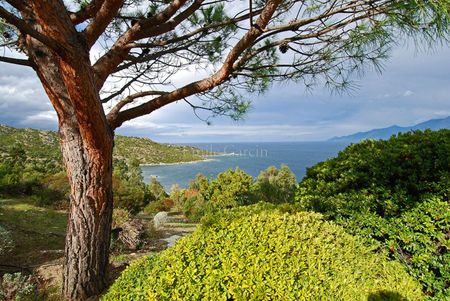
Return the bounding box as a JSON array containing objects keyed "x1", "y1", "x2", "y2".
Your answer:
[
  {"x1": 113, "y1": 159, "x2": 150, "y2": 213},
  {"x1": 0, "y1": 225, "x2": 13, "y2": 256},
  {"x1": 336, "y1": 196, "x2": 450, "y2": 300},
  {"x1": 143, "y1": 177, "x2": 172, "y2": 214},
  {"x1": 112, "y1": 208, "x2": 131, "y2": 229},
  {"x1": 253, "y1": 164, "x2": 297, "y2": 204},
  {"x1": 31, "y1": 172, "x2": 70, "y2": 207},
  {"x1": 296, "y1": 130, "x2": 450, "y2": 218},
  {"x1": 103, "y1": 205, "x2": 424, "y2": 301},
  {"x1": 144, "y1": 198, "x2": 174, "y2": 215},
  {"x1": 147, "y1": 177, "x2": 168, "y2": 201},
  {"x1": 179, "y1": 169, "x2": 255, "y2": 221},
  {"x1": 0, "y1": 273, "x2": 37, "y2": 301},
  {"x1": 295, "y1": 130, "x2": 450, "y2": 299},
  {"x1": 208, "y1": 168, "x2": 253, "y2": 207}
]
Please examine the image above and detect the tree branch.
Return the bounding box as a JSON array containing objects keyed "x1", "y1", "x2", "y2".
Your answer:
[
  {"x1": 69, "y1": 0, "x2": 105, "y2": 25},
  {"x1": 0, "y1": 55, "x2": 35, "y2": 68},
  {"x1": 92, "y1": 0, "x2": 190, "y2": 90},
  {"x1": 107, "y1": 90, "x2": 168, "y2": 118},
  {"x1": 0, "y1": 5, "x2": 63, "y2": 54},
  {"x1": 84, "y1": 0, "x2": 125, "y2": 48},
  {"x1": 107, "y1": 0, "x2": 284, "y2": 128}
]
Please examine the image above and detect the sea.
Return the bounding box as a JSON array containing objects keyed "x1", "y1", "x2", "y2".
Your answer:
[{"x1": 141, "y1": 142, "x2": 350, "y2": 191}]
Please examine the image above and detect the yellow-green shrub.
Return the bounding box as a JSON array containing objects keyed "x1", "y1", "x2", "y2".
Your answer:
[{"x1": 103, "y1": 205, "x2": 424, "y2": 301}]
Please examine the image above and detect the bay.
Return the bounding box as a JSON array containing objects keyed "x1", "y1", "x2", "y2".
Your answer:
[{"x1": 141, "y1": 142, "x2": 349, "y2": 190}]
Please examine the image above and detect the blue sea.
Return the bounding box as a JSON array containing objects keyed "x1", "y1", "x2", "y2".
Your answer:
[{"x1": 141, "y1": 142, "x2": 349, "y2": 190}]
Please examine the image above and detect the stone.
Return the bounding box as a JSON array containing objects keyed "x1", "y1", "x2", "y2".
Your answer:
[{"x1": 153, "y1": 211, "x2": 168, "y2": 229}]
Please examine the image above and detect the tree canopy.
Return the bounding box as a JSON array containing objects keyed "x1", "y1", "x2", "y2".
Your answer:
[{"x1": 1, "y1": 0, "x2": 449, "y2": 127}]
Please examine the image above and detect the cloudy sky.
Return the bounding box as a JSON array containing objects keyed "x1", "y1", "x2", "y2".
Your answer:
[{"x1": 1, "y1": 42, "x2": 449, "y2": 143}]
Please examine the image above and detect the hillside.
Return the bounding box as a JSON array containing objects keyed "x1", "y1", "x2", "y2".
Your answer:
[
  {"x1": 0, "y1": 125, "x2": 211, "y2": 166},
  {"x1": 329, "y1": 116, "x2": 450, "y2": 142}
]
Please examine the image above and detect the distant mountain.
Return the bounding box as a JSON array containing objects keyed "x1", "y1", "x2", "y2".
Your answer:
[
  {"x1": 0, "y1": 124, "x2": 212, "y2": 165},
  {"x1": 329, "y1": 116, "x2": 450, "y2": 142}
]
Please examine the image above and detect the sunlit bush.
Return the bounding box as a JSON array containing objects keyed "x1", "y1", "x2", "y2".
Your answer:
[{"x1": 103, "y1": 204, "x2": 423, "y2": 301}]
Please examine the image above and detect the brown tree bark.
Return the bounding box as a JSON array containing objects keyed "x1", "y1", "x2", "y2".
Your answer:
[
  {"x1": 19, "y1": 2, "x2": 116, "y2": 297},
  {"x1": 60, "y1": 123, "x2": 114, "y2": 300}
]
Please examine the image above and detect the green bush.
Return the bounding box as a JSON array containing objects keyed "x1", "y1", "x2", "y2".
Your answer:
[
  {"x1": 103, "y1": 205, "x2": 424, "y2": 301},
  {"x1": 179, "y1": 169, "x2": 255, "y2": 221},
  {"x1": 295, "y1": 130, "x2": 450, "y2": 299},
  {"x1": 296, "y1": 130, "x2": 450, "y2": 218},
  {"x1": 336, "y1": 196, "x2": 450, "y2": 300},
  {"x1": 0, "y1": 225, "x2": 13, "y2": 256},
  {"x1": 0, "y1": 273, "x2": 37, "y2": 301},
  {"x1": 113, "y1": 158, "x2": 154, "y2": 213},
  {"x1": 253, "y1": 164, "x2": 297, "y2": 204},
  {"x1": 144, "y1": 198, "x2": 174, "y2": 215}
]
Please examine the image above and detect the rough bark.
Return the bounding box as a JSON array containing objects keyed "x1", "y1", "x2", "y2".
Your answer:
[
  {"x1": 19, "y1": 2, "x2": 115, "y2": 298},
  {"x1": 61, "y1": 123, "x2": 113, "y2": 300}
]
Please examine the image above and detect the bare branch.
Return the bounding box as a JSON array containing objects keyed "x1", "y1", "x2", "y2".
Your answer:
[{"x1": 107, "y1": 90, "x2": 168, "y2": 118}]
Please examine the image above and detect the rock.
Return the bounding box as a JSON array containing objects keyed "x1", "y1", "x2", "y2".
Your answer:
[
  {"x1": 161, "y1": 235, "x2": 182, "y2": 247},
  {"x1": 153, "y1": 212, "x2": 168, "y2": 229}
]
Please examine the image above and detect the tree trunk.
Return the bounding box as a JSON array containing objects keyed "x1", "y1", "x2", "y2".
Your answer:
[{"x1": 60, "y1": 123, "x2": 114, "y2": 300}]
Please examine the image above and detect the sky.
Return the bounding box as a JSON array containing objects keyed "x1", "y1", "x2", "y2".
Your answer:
[{"x1": 0, "y1": 42, "x2": 449, "y2": 143}]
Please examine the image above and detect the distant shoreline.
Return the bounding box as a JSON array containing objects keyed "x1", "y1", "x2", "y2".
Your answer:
[{"x1": 140, "y1": 153, "x2": 234, "y2": 167}]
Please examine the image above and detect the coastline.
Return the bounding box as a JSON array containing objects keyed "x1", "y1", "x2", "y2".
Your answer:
[
  {"x1": 139, "y1": 151, "x2": 244, "y2": 167},
  {"x1": 139, "y1": 153, "x2": 230, "y2": 167}
]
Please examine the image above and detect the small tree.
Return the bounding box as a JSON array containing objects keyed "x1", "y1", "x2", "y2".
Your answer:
[
  {"x1": 0, "y1": 1, "x2": 449, "y2": 299},
  {"x1": 254, "y1": 164, "x2": 297, "y2": 203}
]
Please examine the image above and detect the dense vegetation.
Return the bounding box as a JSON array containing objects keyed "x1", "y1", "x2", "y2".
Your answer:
[
  {"x1": 296, "y1": 130, "x2": 450, "y2": 300},
  {"x1": 103, "y1": 204, "x2": 423, "y2": 301},
  {"x1": 170, "y1": 165, "x2": 297, "y2": 221}
]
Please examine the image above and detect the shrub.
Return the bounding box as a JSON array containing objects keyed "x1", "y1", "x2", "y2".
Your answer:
[
  {"x1": 113, "y1": 159, "x2": 154, "y2": 213},
  {"x1": 103, "y1": 205, "x2": 423, "y2": 301},
  {"x1": 31, "y1": 187, "x2": 66, "y2": 207},
  {"x1": 147, "y1": 177, "x2": 168, "y2": 201},
  {"x1": 0, "y1": 273, "x2": 37, "y2": 301},
  {"x1": 144, "y1": 198, "x2": 174, "y2": 215},
  {"x1": 296, "y1": 130, "x2": 450, "y2": 218},
  {"x1": 180, "y1": 169, "x2": 255, "y2": 221},
  {"x1": 253, "y1": 164, "x2": 297, "y2": 204},
  {"x1": 336, "y1": 196, "x2": 450, "y2": 300},
  {"x1": 113, "y1": 176, "x2": 147, "y2": 213},
  {"x1": 112, "y1": 208, "x2": 131, "y2": 229},
  {"x1": 295, "y1": 130, "x2": 450, "y2": 299},
  {"x1": 0, "y1": 225, "x2": 13, "y2": 256}
]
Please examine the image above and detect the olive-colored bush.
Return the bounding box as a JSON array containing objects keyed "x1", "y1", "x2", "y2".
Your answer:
[
  {"x1": 103, "y1": 204, "x2": 423, "y2": 301},
  {"x1": 253, "y1": 164, "x2": 297, "y2": 204}
]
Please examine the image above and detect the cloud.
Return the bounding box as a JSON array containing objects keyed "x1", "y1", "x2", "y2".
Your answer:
[
  {"x1": 403, "y1": 90, "x2": 414, "y2": 97},
  {"x1": 1, "y1": 40, "x2": 449, "y2": 142}
]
